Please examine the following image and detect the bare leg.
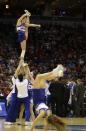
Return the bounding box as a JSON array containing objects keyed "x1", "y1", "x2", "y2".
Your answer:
[
  {"x1": 30, "y1": 103, "x2": 35, "y2": 121},
  {"x1": 18, "y1": 104, "x2": 24, "y2": 124},
  {"x1": 20, "y1": 40, "x2": 26, "y2": 59},
  {"x1": 44, "y1": 110, "x2": 52, "y2": 131},
  {"x1": 30, "y1": 110, "x2": 45, "y2": 131}
]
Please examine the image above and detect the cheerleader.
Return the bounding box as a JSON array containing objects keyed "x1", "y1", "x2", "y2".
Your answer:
[
  {"x1": 31, "y1": 64, "x2": 66, "y2": 131},
  {"x1": 23, "y1": 64, "x2": 66, "y2": 131},
  {"x1": 5, "y1": 61, "x2": 30, "y2": 124},
  {"x1": 16, "y1": 10, "x2": 41, "y2": 60}
]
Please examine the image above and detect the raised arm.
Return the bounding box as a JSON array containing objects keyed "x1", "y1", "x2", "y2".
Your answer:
[
  {"x1": 22, "y1": 63, "x2": 34, "y2": 82},
  {"x1": 24, "y1": 9, "x2": 31, "y2": 24},
  {"x1": 14, "y1": 59, "x2": 24, "y2": 77},
  {"x1": 26, "y1": 67, "x2": 34, "y2": 82},
  {"x1": 16, "y1": 13, "x2": 27, "y2": 26}
]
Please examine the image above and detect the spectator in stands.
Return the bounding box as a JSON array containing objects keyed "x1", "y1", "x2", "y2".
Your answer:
[
  {"x1": 74, "y1": 79, "x2": 85, "y2": 117},
  {"x1": 49, "y1": 78, "x2": 65, "y2": 116}
]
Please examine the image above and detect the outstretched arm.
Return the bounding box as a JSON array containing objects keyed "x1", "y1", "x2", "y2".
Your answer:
[
  {"x1": 26, "y1": 23, "x2": 41, "y2": 28},
  {"x1": 24, "y1": 10, "x2": 41, "y2": 28}
]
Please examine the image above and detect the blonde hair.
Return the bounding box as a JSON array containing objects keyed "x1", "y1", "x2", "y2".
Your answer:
[{"x1": 17, "y1": 66, "x2": 25, "y2": 75}]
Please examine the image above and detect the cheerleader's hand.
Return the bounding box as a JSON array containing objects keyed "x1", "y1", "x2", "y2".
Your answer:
[
  {"x1": 24, "y1": 9, "x2": 31, "y2": 16},
  {"x1": 38, "y1": 24, "x2": 41, "y2": 28},
  {"x1": 24, "y1": 9, "x2": 28, "y2": 14}
]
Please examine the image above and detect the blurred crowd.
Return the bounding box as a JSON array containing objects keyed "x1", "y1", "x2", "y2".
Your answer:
[
  {"x1": 0, "y1": 20, "x2": 86, "y2": 116},
  {"x1": 0, "y1": 23, "x2": 18, "y2": 96},
  {"x1": 28, "y1": 22, "x2": 86, "y2": 81}
]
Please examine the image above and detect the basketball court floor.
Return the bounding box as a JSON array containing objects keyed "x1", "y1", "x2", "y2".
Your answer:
[{"x1": 0, "y1": 118, "x2": 86, "y2": 131}]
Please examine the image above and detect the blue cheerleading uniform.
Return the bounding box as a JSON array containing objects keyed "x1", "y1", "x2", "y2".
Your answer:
[
  {"x1": 16, "y1": 24, "x2": 26, "y2": 43},
  {"x1": 28, "y1": 82, "x2": 33, "y2": 104},
  {"x1": 32, "y1": 88, "x2": 49, "y2": 114},
  {"x1": 6, "y1": 85, "x2": 17, "y2": 122},
  {"x1": 32, "y1": 88, "x2": 45, "y2": 105}
]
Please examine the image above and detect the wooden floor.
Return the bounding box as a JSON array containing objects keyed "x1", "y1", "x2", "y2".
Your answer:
[
  {"x1": 1, "y1": 118, "x2": 86, "y2": 131},
  {"x1": 63, "y1": 117, "x2": 86, "y2": 125}
]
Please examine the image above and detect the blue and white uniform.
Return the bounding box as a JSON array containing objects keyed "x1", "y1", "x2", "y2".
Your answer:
[
  {"x1": 15, "y1": 79, "x2": 28, "y2": 98},
  {"x1": 6, "y1": 76, "x2": 30, "y2": 122},
  {"x1": 15, "y1": 78, "x2": 30, "y2": 122},
  {"x1": 16, "y1": 24, "x2": 26, "y2": 43},
  {"x1": 45, "y1": 81, "x2": 51, "y2": 106},
  {"x1": 6, "y1": 78, "x2": 17, "y2": 122},
  {"x1": 28, "y1": 82, "x2": 33, "y2": 104},
  {"x1": 32, "y1": 88, "x2": 49, "y2": 114}
]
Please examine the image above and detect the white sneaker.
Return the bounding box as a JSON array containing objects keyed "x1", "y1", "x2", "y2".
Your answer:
[
  {"x1": 24, "y1": 121, "x2": 33, "y2": 126},
  {"x1": 4, "y1": 122, "x2": 14, "y2": 125},
  {"x1": 53, "y1": 64, "x2": 65, "y2": 77}
]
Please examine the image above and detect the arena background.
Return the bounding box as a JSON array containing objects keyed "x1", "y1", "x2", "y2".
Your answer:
[{"x1": 0, "y1": 0, "x2": 86, "y2": 131}]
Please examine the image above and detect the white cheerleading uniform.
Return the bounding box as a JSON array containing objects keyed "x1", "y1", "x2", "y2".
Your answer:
[
  {"x1": 15, "y1": 79, "x2": 28, "y2": 98},
  {"x1": 36, "y1": 103, "x2": 48, "y2": 114}
]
